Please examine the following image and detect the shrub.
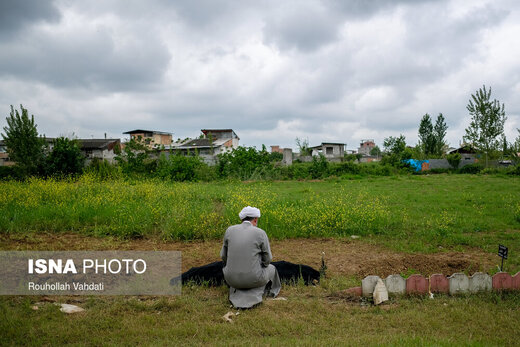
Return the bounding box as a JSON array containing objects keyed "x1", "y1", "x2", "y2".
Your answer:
[
  {"x1": 84, "y1": 159, "x2": 122, "y2": 180},
  {"x1": 155, "y1": 153, "x2": 206, "y2": 182},
  {"x1": 447, "y1": 152, "x2": 461, "y2": 169},
  {"x1": 281, "y1": 162, "x2": 311, "y2": 180},
  {"x1": 506, "y1": 165, "x2": 520, "y2": 176},
  {"x1": 458, "y1": 163, "x2": 483, "y2": 174},
  {"x1": 309, "y1": 155, "x2": 329, "y2": 179},
  {"x1": 481, "y1": 167, "x2": 500, "y2": 175},
  {"x1": 0, "y1": 166, "x2": 22, "y2": 180},
  {"x1": 217, "y1": 146, "x2": 273, "y2": 180},
  {"x1": 45, "y1": 137, "x2": 84, "y2": 177},
  {"x1": 429, "y1": 168, "x2": 452, "y2": 174}
]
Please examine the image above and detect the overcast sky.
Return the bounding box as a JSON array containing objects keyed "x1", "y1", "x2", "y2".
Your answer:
[{"x1": 1, "y1": 0, "x2": 519, "y2": 150}]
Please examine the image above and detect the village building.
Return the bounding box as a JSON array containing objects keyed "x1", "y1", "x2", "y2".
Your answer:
[
  {"x1": 1, "y1": 138, "x2": 121, "y2": 166},
  {"x1": 123, "y1": 129, "x2": 172, "y2": 149},
  {"x1": 169, "y1": 129, "x2": 239, "y2": 164},
  {"x1": 79, "y1": 139, "x2": 121, "y2": 165},
  {"x1": 270, "y1": 145, "x2": 283, "y2": 153},
  {"x1": 0, "y1": 140, "x2": 14, "y2": 166},
  {"x1": 447, "y1": 145, "x2": 480, "y2": 161},
  {"x1": 310, "y1": 142, "x2": 346, "y2": 159},
  {"x1": 358, "y1": 139, "x2": 376, "y2": 156}
]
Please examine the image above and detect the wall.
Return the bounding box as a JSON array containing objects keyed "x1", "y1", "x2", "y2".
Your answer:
[{"x1": 428, "y1": 158, "x2": 478, "y2": 169}]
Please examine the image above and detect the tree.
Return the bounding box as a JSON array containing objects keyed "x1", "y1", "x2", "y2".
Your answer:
[
  {"x1": 418, "y1": 113, "x2": 448, "y2": 158},
  {"x1": 446, "y1": 152, "x2": 461, "y2": 169},
  {"x1": 46, "y1": 137, "x2": 84, "y2": 176},
  {"x1": 382, "y1": 135, "x2": 409, "y2": 166},
  {"x1": 295, "y1": 137, "x2": 312, "y2": 156},
  {"x1": 1, "y1": 105, "x2": 45, "y2": 176},
  {"x1": 463, "y1": 85, "x2": 507, "y2": 167},
  {"x1": 370, "y1": 145, "x2": 381, "y2": 158},
  {"x1": 115, "y1": 137, "x2": 150, "y2": 174},
  {"x1": 507, "y1": 128, "x2": 520, "y2": 164},
  {"x1": 434, "y1": 113, "x2": 448, "y2": 156},
  {"x1": 418, "y1": 114, "x2": 436, "y2": 156},
  {"x1": 383, "y1": 135, "x2": 406, "y2": 156}
]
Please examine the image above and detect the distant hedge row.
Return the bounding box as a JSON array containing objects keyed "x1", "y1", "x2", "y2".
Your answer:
[{"x1": 2, "y1": 156, "x2": 519, "y2": 182}]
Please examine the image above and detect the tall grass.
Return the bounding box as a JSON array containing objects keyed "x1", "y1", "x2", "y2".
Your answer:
[
  {"x1": 0, "y1": 175, "x2": 392, "y2": 239},
  {"x1": 1, "y1": 174, "x2": 519, "y2": 245}
]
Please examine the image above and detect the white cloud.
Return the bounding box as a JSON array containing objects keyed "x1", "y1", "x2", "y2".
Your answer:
[{"x1": 0, "y1": 0, "x2": 519, "y2": 150}]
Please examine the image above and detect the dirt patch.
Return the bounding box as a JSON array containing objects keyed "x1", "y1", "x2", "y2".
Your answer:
[{"x1": 0, "y1": 233, "x2": 496, "y2": 277}]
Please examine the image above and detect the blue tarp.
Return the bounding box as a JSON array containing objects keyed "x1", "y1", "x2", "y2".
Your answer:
[{"x1": 402, "y1": 159, "x2": 429, "y2": 172}]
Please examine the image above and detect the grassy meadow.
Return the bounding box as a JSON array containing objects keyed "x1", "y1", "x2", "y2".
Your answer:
[
  {"x1": 1, "y1": 174, "x2": 519, "y2": 261},
  {"x1": 1, "y1": 174, "x2": 520, "y2": 345},
  {"x1": 2, "y1": 286, "x2": 520, "y2": 346}
]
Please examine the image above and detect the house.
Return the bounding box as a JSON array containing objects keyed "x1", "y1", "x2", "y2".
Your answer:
[
  {"x1": 200, "y1": 129, "x2": 239, "y2": 150},
  {"x1": 0, "y1": 140, "x2": 14, "y2": 166},
  {"x1": 123, "y1": 129, "x2": 172, "y2": 149},
  {"x1": 168, "y1": 129, "x2": 240, "y2": 164},
  {"x1": 358, "y1": 139, "x2": 376, "y2": 156},
  {"x1": 310, "y1": 142, "x2": 346, "y2": 159},
  {"x1": 79, "y1": 139, "x2": 121, "y2": 165},
  {"x1": 447, "y1": 145, "x2": 480, "y2": 162},
  {"x1": 270, "y1": 145, "x2": 283, "y2": 153},
  {"x1": 0, "y1": 138, "x2": 54, "y2": 166}
]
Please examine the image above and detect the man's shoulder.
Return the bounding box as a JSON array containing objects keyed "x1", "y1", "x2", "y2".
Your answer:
[{"x1": 226, "y1": 223, "x2": 266, "y2": 234}]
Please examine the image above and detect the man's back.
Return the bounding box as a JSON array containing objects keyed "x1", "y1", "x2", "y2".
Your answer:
[{"x1": 220, "y1": 221, "x2": 272, "y2": 289}]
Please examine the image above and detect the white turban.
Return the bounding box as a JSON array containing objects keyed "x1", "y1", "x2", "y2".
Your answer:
[{"x1": 239, "y1": 206, "x2": 261, "y2": 220}]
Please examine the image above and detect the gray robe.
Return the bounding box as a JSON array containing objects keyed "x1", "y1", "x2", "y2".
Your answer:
[{"x1": 220, "y1": 221, "x2": 281, "y2": 308}]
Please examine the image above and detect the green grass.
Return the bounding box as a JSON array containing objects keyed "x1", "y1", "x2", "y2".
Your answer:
[
  {"x1": 1, "y1": 175, "x2": 520, "y2": 345},
  {"x1": 2, "y1": 285, "x2": 520, "y2": 346},
  {"x1": 1, "y1": 175, "x2": 519, "y2": 267}
]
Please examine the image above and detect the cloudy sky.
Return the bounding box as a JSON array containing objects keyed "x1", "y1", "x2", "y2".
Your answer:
[{"x1": 1, "y1": 0, "x2": 519, "y2": 150}]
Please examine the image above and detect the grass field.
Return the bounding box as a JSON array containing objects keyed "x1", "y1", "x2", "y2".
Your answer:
[
  {"x1": 1, "y1": 174, "x2": 520, "y2": 345},
  {"x1": 1, "y1": 174, "x2": 519, "y2": 267},
  {"x1": 2, "y1": 287, "x2": 520, "y2": 346}
]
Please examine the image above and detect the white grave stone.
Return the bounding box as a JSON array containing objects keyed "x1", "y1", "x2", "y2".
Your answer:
[
  {"x1": 362, "y1": 275, "x2": 381, "y2": 297},
  {"x1": 449, "y1": 273, "x2": 469, "y2": 295},
  {"x1": 469, "y1": 272, "x2": 492, "y2": 293},
  {"x1": 384, "y1": 274, "x2": 406, "y2": 295}
]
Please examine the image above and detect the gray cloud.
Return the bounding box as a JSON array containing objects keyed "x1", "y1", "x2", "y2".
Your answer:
[
  {"x1": 0, "y1": 0, "x2": 60, "y2": 36},
  {"x1": 0, "y1": 16, "x2": 170, "y2": 91},
  {"x1": 0, "y1": 0, "x2": 519, "y2": 150}
]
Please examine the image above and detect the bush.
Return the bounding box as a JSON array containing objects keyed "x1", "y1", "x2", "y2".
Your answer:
[
  {"x1": 0, "y1": 166, "x2": 22, "y2": 180},
  {"x1": 458, "y1": 163, "x2": 483, "y2": 174},
  {"x1": 156, "y1": 153, "x2": 207, "y2": 182},
  {"x1": 84, "y1": 159, "x2": 122, "y2": 180},
  {"x1": 309, "y1": 155, "x2": 329, "y2": 179},
  {"x1": 329, "y1": 161, "x2": 360, "y2": 176},
  {"x1": 506, "y1": 165, "x2": 520, "y2": 176},
  {"x1": 45, "y1": 137, "x2": 84, "y2": 177},
  {"x1": 429, "y1": 168, "x2": 452, "y2": 174},
  {"x1": 447, "y1": 152, "x2": 461, "y2": 169},
  {"x1": 280, "y1": 162, "x2": 311, "y2": 180},
  {"x1": 481, "y1": 167, "x2": 500, "y2": 175},
  {"x1": 217, "y1": 146, "x2": 274, "y2": 180}
]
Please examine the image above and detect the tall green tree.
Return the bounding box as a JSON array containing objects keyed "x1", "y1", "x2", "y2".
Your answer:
[
  {"x1": 46, "y1": 137, "x2": 84, "y2": 176},
  {"x1": 507, "y1": 128, "x2": 520, "y2": 164},
  {"x1": 418, "y1": 114, "x2": 436, "y2": 156},
  {"x1": 370, "y1": 145, "x2": 381, "y2": 158},
  {"x1": 382, "y1": 134, "x2": 411, "y2": 166},
  {"x1": 434, "y1": 113, "x2": 448, "y2": 156},
  {"x1": 418, "y1": 113, "x2": 448, "y2": 158},
  {"x1": 463, "y1": 85, "x2": 507, "y2": 167},
  {"x1": 384, "y1": 134, "x2": 406, "y2": 156},
  {"x1": 1, "y1": 105, "x2": 45, "y2": 176}
]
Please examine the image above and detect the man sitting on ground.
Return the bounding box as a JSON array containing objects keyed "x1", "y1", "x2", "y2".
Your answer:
[{"x1": 220, "y1": 206, "x2": 281, "y2": 308}]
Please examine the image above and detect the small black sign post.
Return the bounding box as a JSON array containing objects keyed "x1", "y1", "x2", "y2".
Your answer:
[{"x1": 498, "y1": 245, "x2": 508, "y2": 272}]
